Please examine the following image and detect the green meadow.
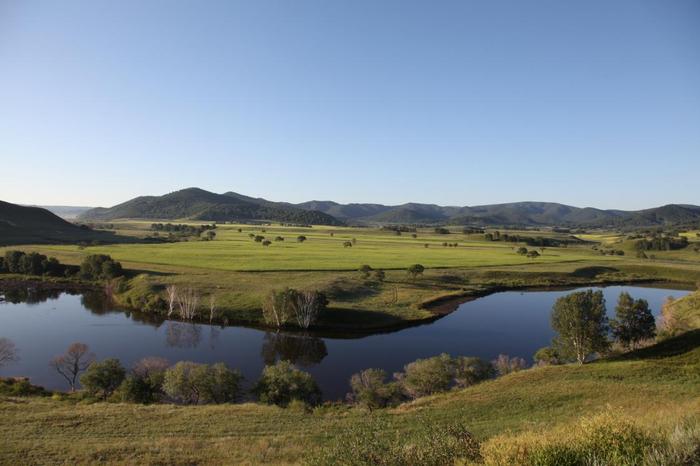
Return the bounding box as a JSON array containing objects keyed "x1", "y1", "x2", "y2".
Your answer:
[{"x1": 3, "y1": 222, "x2": 700, "y2": 330}]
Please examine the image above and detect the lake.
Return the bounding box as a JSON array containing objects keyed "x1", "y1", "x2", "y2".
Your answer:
[{"x1": 0, "y1": 284, "x2": 690, "y2": 400}]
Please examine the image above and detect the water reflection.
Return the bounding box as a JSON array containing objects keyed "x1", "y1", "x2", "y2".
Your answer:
[
  {"x1": 0, "y1": 287, "x2": 65, "y2": 304},
  {"x1": 261, "y1": 331, "x2": 328, "y2": 367},
  {"x1": 165, "y1": 322, "x2": 202, "y2": 348}
]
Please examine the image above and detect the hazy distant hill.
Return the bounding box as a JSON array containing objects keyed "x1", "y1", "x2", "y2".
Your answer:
[
  {"x1": 295, "y1": 199, "x2": 700, "y2": 228},
  {"x1": 79, "y1": 188, "x2": 344, "y2": 225},
  {"x1": 0, "y1": 201, "x2": 112, "y2": 245},
  {"x1": 31, "y1": 205, "x2": 94, "y2": 220}
]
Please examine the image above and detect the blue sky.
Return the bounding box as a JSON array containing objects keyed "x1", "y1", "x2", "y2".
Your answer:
[{"x1": 1, "y1": 0, "x2": 699, "y2": 209}]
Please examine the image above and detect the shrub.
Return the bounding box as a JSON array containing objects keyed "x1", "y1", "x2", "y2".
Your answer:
[
  {"x1": 533, "y1": 346, "x2": 561, "y2": 366},
  {"x1": 0, "y1": 377, "x2": 50, "y2": 397},
  {"x1": 80, "y1": 358, "x2": 126, "y2": 400},
  {"x1": 163, "y1": 361, "x2": 242, "y2": 404},
  {"x1": 492, "y1": 354, "x2": 528, "y2": 376},
  {"x1": 453, "y1": 356, "x2": 495, "y2": 387},
  {"x1": 253, "y1": 360, "x2": 321, "y2": 407},
  {"x1": 349, "y1": 368, "x2": 403, "y2": 410},
  {"x1": 80, "y1": 254, "x2": 123, "y2": 280},
  {"x1": 117, "y1": 356, "x2": 169, "y2": 404},
  {"x1": 407, "y1": 263, "x2": 425, "y2": 279},
  {"x1": 358, "y1": 264, "x2": 373, "y2": 278},
  {"x1": 400, "y1": 353, "x2": 454, "y2": 398},
  {"x1": 297, "y1": 235, "x2": 307, "y2": 242}
]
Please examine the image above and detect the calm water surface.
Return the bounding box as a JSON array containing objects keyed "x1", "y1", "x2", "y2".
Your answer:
[{"x1": 0, "y1": 285, "x2": 689, "y2": 400}]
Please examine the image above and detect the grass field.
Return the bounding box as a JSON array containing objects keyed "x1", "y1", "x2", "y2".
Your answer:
[{"x1": 2, "y1": 222, "x2": 700, "y2": 330}]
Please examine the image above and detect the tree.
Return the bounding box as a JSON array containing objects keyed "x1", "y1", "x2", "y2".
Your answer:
[
  {"x1": 453, "y1": 357, "x2": 495, "y2": 387},
  {"x1": 80, "y1": 254, "x2": 123, "y2": 280},
  {"x1": 80, "y1": 358, "x2": 126, "y2": 400},
  {"x1": 205, "y1": 230, "x2": 216, "y2": 241},
  {"x1": 349, "y1": 368, "x2": 402, "y2": 410},
  {"x1": 343, "y1": 241, "x2": 353, "y2": 248},
  {"x1": 119, "y1": 357, "x2": 170, "y2": 404},
  {"x1": 0, "y1": 338, "x2": 18, "y2": 368},
  {"x1": 358, "y1": 264, "x2": 373, "y2": 279},
  {"x1": 407, "y1": 263, "x2": 425, "y2": 279},
  {"x1": 610, "y1": 292, "x2": 656, "y2": 349},
  {"x1": 50, "y1": 342, "x2": 95, "y2": 391},
  {"x1": 253, "y1": 360, "x2": 321, "y2": 407},
  {"x1": 492, "y1": 354, "x2": 528, "y2": 376},
  {"x1": 262, "y1": 288, "x2": 297, "y2": 328},
  {"x1": 526, "y1": 250, "x2": 540, "y2": 259},
  {"x1": 262, "y1": 240, "x2": 272, "y2": 246},
  {"x1": 516, "y1": 247, "x2": 528, "y2": 255},
  {"x1": 177, "y1": 288, "x2": 200, "y2": 319},
  {"x1": 551, "y1": 290, "x2": 609, "y2": 364},
  {"x1": 533, "y1": 346, "x2": 561, "y2": 366},
  {"x1": 163, "y1": 361, "x2": 241, "y2": 404},
  {"x1": 297, "y1": 235, "x2": 307, "y2": 243},
  {"x1": 165, "y1": 285, "x2": 178, "y2": 317},
  {"x1": 399, "y1": 353, "x2": 454, "y2": 398},
  {"x1": 254, "y1": 235, "x2": 265, "y2": 242},
  {"x1": 292, "y1": 290, "x2": 327, "y2": 329}
]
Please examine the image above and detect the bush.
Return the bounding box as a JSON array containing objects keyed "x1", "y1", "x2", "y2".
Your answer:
[
  {"x1": 80, "y1": 254, "x2": 123, "y2": 280},
  {"x1": 163, "y1": 361, "x2": 242, "y2": 404},
  {"x1": 533, "y1": 346, "x2": 561, "y2": 366},
  {"x1": 492, "y1": 354, "x2": 528, "y2": 376},
  {"x1": 349, "y1": 368, "x2": 404, "y2": 410},
  {"x1": 253, "y1": 360, "x2": 321, "y2": 407},
  {"x1": 80, "y1": 358, "x2": 126, "y2": 400},
  {"x1": 117, "y1": 356, "x2": 169, "y2": 404},
  {"x1": 407, "y1": 263, "x2": 425, "y2": 279},
  {"x1": 0, "y1": 377, "x2": 50, "y2": 397},
  {"x1": 453, "y1": 356, "x2": 495, "y2": 387},
  {"x1": 400, "y1": 353, "x2": 454, "y2": 398}
]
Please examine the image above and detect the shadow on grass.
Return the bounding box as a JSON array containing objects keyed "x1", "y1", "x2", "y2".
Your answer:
[
  {"x1": 608, "y1": 330, "x2": 700, "y2": 362},
  {"x1": 571, "y1": 266, "x2": 620, "y2": 279}
]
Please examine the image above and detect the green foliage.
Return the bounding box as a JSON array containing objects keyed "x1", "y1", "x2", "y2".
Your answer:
[
  {"x1": 533, "y1": 346, "x2": 561, "y2": 366},
  {"x1": 349, "y1": 369, "x2": 404, "y2": 410},
  {"x1": 453, "y1": 356, "x2": 496, "y2": 387},
  {"x1": 80, "y1": 358, "x2": 126, "y2": 400},
  {"x1": 0, "y1": 250, "x2": 70, "y2": 276},
  {"x1": 400, "y1": 353, "x2": 454, "y2": 398},
  {"x1": 551, "y1": 290, "x2": 610, "y2": 364},
  {"x1": 0, "y1": 377, "x2": 50, "y2": 397},
  {"x1": 407, "y1": 263, "x2": 425, "y2": 279},
  {"x1": 117, "y1": 356, "x2": 169, "y2": 404},
  {"x1": 611, "y1": 292, "x2": 656, "y2": 349},
  {"x1": 162, "y1": 361, "x2": 243, "y2": 405},
  {"x1": 252, "y1": 360, "x2": 321, "y2": 407},
  {"x1": 79, "y1": 254, "x2": 123, "y2": 280}
]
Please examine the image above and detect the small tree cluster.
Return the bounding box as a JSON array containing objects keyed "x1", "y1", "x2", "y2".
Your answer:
[
  {"x1": 262, "y1": 288, "x2": 328, "y2": 329},
  {"x1": 0, "y1": 250, "x2": 74, "y2": 277},
  {"x1": 253, "y1": 360, "x2": 321, "y2": 407},
  {"x1": 79, "y1": 254, "x2": 124, "y2": 280},
  {"x1": 492, "y1": 354, "x2": 528, "y2": 376},
  {"x1": 163, "y1": 361, "x2": 243, "y2": 404},
  {"x1": 610, "y1": 292, "x2": 656, "y2": 349}
]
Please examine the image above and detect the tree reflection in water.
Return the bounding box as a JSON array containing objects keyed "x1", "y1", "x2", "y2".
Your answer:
[
  {"x1": 261, "y1": 331, "x2": 328, "y2": 367},
  {"x1": 165, "y1": 322, "x2": 202, "y2": 348},
  {"x1": 0, "y1": 288, "x2": 64, "y2": 304}
]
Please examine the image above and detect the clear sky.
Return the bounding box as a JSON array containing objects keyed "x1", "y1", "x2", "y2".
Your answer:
[{"x1": 1, "y1": 0, "x2": 699, "y2": 209}]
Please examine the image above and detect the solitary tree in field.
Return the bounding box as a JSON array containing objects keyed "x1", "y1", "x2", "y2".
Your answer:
[
  {"x1": 359, "y1": 264, "x2": 373, "y2": 279},
  {"x1": 0, "y1": 337, "x2": 18, "y2": 368},
  {"x1": 407, "y1": 264, "x2": 425, "y2": 279},
  {"x1": 50, "y1": 342, "x2": 95, "y2": 391},
  {"x1": 551, "y1": 290, "x2": 609, "y2": 364},
  {"x1": 610, "y1": 292, "x2": 656, "y2": 349},
  {"x1": 297, "y1": 235, "x2": 307, "y2": 243}
]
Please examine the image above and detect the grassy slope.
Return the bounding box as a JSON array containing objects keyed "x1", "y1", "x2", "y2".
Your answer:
[{"x1": 1, "y1": 330, "x2": 698, "y2": 465}]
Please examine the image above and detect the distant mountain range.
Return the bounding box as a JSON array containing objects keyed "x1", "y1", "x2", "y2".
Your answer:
[
  {"x1": 0, "y1": 201, "x2": 113, "y2": 245},
  {"x1": 75, "y1": 188, "x2": 700, "y2": 228}
]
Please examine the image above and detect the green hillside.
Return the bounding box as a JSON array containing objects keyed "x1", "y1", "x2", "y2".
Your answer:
[
  {"x1": 0, "y1": 201, "x2": 117, "y2": 246},
  {"x1": 80, "y1": 188, "x2": 343, "y2": 225}
]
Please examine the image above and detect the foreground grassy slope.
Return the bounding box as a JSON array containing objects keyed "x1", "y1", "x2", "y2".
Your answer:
[{"x1": 1, "y1": 329, "x2": 698, "y2": 465}]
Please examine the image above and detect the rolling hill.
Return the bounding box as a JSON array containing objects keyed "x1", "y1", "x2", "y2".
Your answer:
[
  {"x1": 78, "y1": 188, "x2": 700, "y2": 228},
  {"x1": 297, "y1": 200, "x2": 700, "y2": 228},
  {"x1": 79, "y1": 188, "x2": 344, "y2": 225},
  {"x1": 0, "y1": 201, "x2": 115, "y2": 245}
]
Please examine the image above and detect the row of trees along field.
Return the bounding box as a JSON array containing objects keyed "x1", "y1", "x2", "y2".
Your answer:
[{"x1": 0, "y1": 250, "x2": 123, "y2": 281}]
